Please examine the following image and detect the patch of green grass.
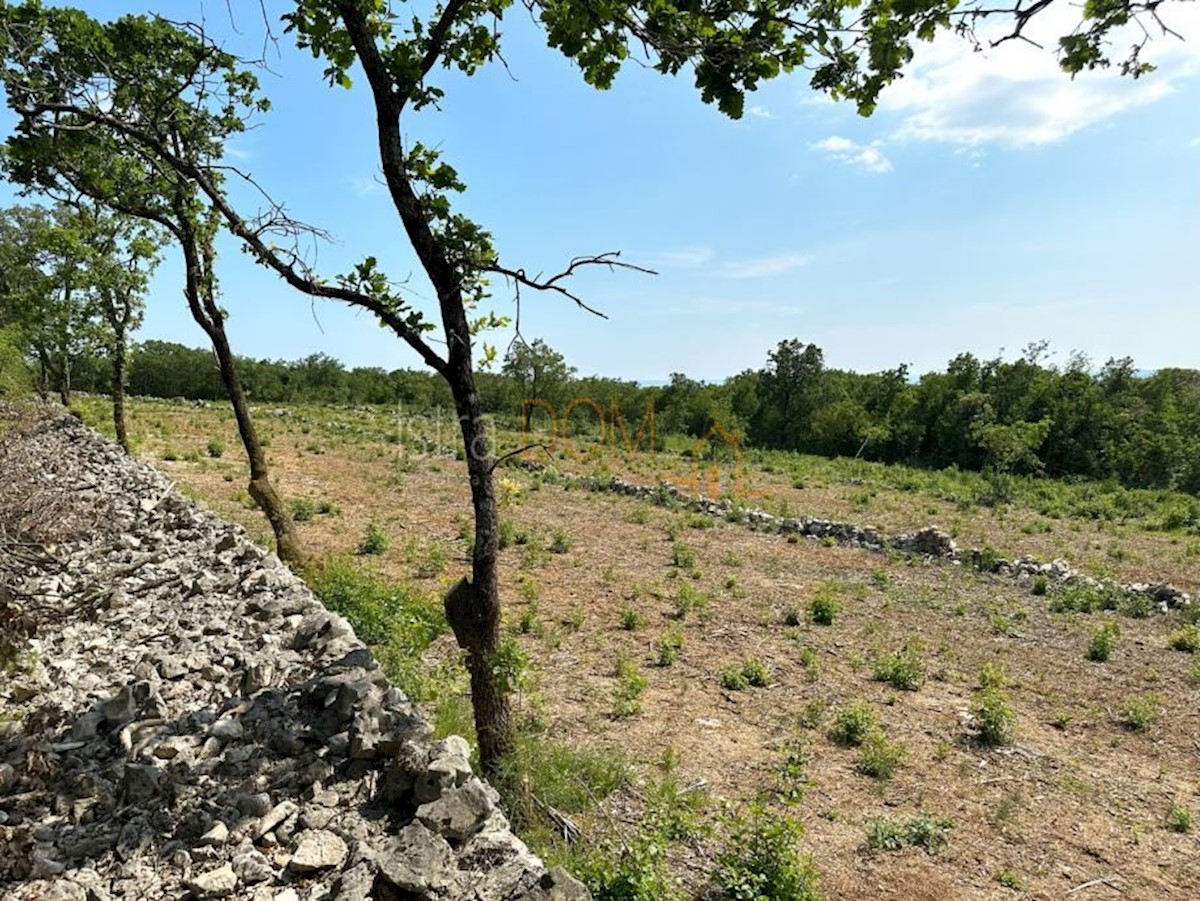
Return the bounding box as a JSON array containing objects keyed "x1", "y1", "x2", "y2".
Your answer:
[{"x1": 865, "y1": 813, "x2": 954, "y2": 854}]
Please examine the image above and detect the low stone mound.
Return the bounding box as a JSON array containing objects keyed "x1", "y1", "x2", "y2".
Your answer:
[{"x1": 0, "y1": 414, "x2": 587, "y2": 900}]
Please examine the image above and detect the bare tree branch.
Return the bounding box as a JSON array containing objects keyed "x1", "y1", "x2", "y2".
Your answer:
[{"x1": 487, "y1": 252, "x2": 657, "y2": 320}]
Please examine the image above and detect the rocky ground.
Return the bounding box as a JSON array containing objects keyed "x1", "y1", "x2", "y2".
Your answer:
[{"x1": 0, "y1": 413, "x2": 586, "y2": 901}]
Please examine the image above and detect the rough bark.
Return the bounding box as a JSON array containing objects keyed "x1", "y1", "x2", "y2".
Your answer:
[
  {"x1": 175, "y1": 198, "x2": 305, "y2": 568},
  {"x1": 111, "y1": 326, "x2": 129, "y2": 453}
]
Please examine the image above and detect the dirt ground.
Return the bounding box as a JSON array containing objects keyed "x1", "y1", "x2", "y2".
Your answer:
[{"x1": 88, "y1": 399, "x2": 1200, "y2": 899}]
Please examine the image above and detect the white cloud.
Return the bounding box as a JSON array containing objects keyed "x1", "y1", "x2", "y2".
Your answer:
[
  {"x1": 642, "y1": 246, "x2": 715, "y2": 269},
  {"x1": 349, "y1": 175, "x2": 383, "y2": 197},
  {"x1": 723, "y1": 251, "x2": 812, "y2": 279},
  {"x1": 747, "y1": 105, "x2": 778, "y2": 119},
  {"x1": 811, "y1": 136, "x2": 894, "y2": 174},
  {"x1": 882, "y1": 6, "x2": 1200, "y2": 148}
]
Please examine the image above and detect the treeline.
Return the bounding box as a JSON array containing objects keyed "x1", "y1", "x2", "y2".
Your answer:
[{"x1": 65, "y1": 337, "x2": 1200, "y2": 494}]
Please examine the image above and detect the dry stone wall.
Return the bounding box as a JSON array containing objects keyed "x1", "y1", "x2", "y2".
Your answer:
[{"x1": 0, "y1": 415, "x2": 588, "y2": 901}]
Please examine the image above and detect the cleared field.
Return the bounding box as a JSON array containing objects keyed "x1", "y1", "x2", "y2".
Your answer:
[{"x1": 77, "y1": 396, "x2": 1200, "y2": 900}]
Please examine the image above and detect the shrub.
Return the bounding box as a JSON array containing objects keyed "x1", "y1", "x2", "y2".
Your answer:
[
  {"x1": 713, "y1": 803, "x2": 821, "y2": 901},
  {"x1": 620, "y1": 605, "x2": 643, "y2": 631},
  {"x1": 972, "y1": 688, "x2": 1016, "y2": 747},
  {"x1": 357, "y1": 520, "x2": 390, "y2": 555},
  {"x1": 290, "y1": 497, "x2": 318, "y2": 522},
  {"x1": 671, "y1": 583, "x2": 710, "y2": 621},
  {"x1": 741, "y1": 657, "x2": 771, "y2": 687},
  {"x1": 550, "y1": 529, "x2": 573, "y2": 554},
  {"x1": 1168, "y1": 623, "x2": 1200, "y2": 653},
  {"x1": 871, "y1": 642, "x2": 925, "y2": 690},
  {"x1": 810, "y1": 587, "x2": 840, "y2": 626},
  {"x1": 978, "y1": 661, "x2": 1008, "y2": 689},
  {"x1": 828, "y1": 702, "x2": 877, "y2": 747},
  {"x1": 782, "y1": 606, "x2": 803, "y2": 627},
  {"x1": 671, "y1": 541, "x2": 697, "y2": 571},
  {"x1": 865, "y1": 813, "x2": 953, "y2": 854},
  {"x1": 1087, "y1": 621, "x2": 1120, "y2": 662},
  {"x1": 1118, "y1": 695, "x2": 1159, "y2": 733},
  {"x1": 1166, "y1": 803, "x2": 1192, "y2": 833},
  {"x1": 655, "y1": 628, "x2": 683, "y2": 667},
  {"x1": 612, "y1": 656, "x2": 648, "y2": 718},
  {"x1": 1031, "y1": 574, "x2": 1049, "y2": 596},
  {"x1": 205, "y1": 439, "x2": 224, "y2": 458},
  {"x1": 858, "y1": 733, "x2": 905, "y2": 780},
  {"x1": 720, "y1": 667, "x2": 749, "y2": 691}
]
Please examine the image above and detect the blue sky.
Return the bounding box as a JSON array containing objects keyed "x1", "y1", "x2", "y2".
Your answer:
[{"x1": 2, "y1": 1, "x2": 1198, "y2": 382}]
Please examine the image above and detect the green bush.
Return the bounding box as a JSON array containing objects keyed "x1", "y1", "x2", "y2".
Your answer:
[
  {"x1": 828, "y1": 702, "x2": 877, "y2": 747},
  {"x1": 612, "y1": 656, "x2": 648, "y2": 718},
  {"x1": 1168, "y1": 623, "x2": 1200, "y2": 653},
  {"x1": 871, "y1": 642, "x2": 925, "y2": 690},
  {"x1": 1118, "y1": 694, "x2": 1160, "y2": 733},
  {"x1": 206, "y1": 439, "x2": 224, "y2": 458},
  {"x1": 1087, "y1": 621, "x2": 1120, "y2": 662},
  {"x1": 714, "y1": 803, "x2": 822, "y2": 901},
  {"x1": 858, "y1": 733, "x2": 905, "y2": 780},
  {"x1": 0, "y1": 327, "x2": 31, "y2": 400},
  {"x1": 720, "y1": 667, "x2": 749, "y2": 691},
  {"x1": 290, "y1": 497, "x2": 318, "y2": 522},
  {"x1": 655, "y1": 628, "x2": 683, "y2": 667},
  {"x1": 972, "y1": 688, "x2": 1016, "y2": 747},
  {"x1": 810, "y1": 587, "x2": 840, "y2": 626},
  {"x1": 357, "y1": 520, "x2": 390, "y2": 555}
]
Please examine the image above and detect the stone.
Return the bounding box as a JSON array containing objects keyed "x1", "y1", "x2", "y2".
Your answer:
[
  {"x1": 197, "y1": 821, "x2": 229, "y2": 847},
  {"x1": 254, "y1": 801, "x2": 298, "y2": 840},
  {"x1": 376, "y1": 823, "x2": 460, "y2": 895},
  {"x1": 288, "y1": 829, "x2": 348, "y2": 873},
  {"x1": 185, "y1": 863, "x2": 238, "y2": 899},
  {"x1": 415, "y1": 779, "x2": 496, "y2": 842}
]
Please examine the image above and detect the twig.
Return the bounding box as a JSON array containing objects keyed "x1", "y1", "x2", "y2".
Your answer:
[
  {"x1": 489, "y1": 443, "x2": 551, "y2": 473},
  {"x1": 1067, "y1": 876, "x2": 1122, "y2": 894}
]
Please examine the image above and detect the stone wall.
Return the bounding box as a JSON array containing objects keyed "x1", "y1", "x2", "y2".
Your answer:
[{"x1": 0, "y1": 415, "x2": 588, "y2": 901}]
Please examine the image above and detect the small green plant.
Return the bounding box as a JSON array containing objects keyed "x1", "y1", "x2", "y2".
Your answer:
[
  {"x1": 993, "y1": 868, "x2": 1024, "y2": 890},
  {"x1": 205, "y1": 439, "x2": 224, "y2": 458},
  {"x1": 720, "y1": 666, "x2": 749, "y2": 691},
  {"x1": 972, "y1": 687, "x2": 1016, "y2": 747},
  {"x1": 489, "y1": 636, "x2": 530, "y2": 696},
  {"x1": 1087, "y1": 621, "x2": 1120, "y2": 662},
  {"x1": 828, "y1": 701, "x2": 877, "y2": 747},
  {"x1": 1166, "y1": 803, "x2": 1192, "y2": 833},
  {"x1": 518, "y1": 574, "x2": 539, "y2": 603},
  {"x1": 865, "y1": 813, "x2": 953, "y2": 854},
  {"x1": 1031, "y1": 574, "x2": 1049, "y2": 596},
  {"x1": 671, "y1": 582, "x2": 710, "y2": 621},
  {"x1": 858, "y1": 733, "x2": 905, "y2": 780},
  {"x1": 612, "y1": 656, "x2": 648, "y2": 718},
  {"x1": 357, "y1": 520, "x2": 390, "y2": 556},
  {"x1": 161, "y1": 446, "x2": 179, "y2": 461},
  {"x1": 871, "y1": 642, "x2": 925, "y2": 690},
  {"x1": 796, "y1": 646, "x2": 820, "y2": 681},
  {"x1": 978, "y1": 661, "x2": 1008, "y2": 689},
  {"x1": 782, "y1": 605, "x2": 803, "y2": 627},
  {"x1": 516, "y1": 606, "x2": 540, "y2": 635},
  {"x1": 810, "y1": 585, "x2": 840, "y2": 626},
  {"x1": 1118, "y1": 694, "x2": 1160, "y2": 733},
  {"x1": 655, "y1": 628, "x2": 684, "y2": 667},
  {"x1": 290, "y1": 496, "x2": 318, "y2": 522},
  {"x1": 671, "y1": 540, "x2": 697, "y2": 571},
  {"x1": 1167, "y1": 623, "x2": 1200, "y2": 652},
  {"x1": 620, "y1": 605, "x2": 643, "y2": 631},
  {"x1": 498, "y1": 519, "x2": 517, "y2": 550},
  {"x1": 549, "y1": 529, "x2": 573, "y2": 554},
  {"x1": 741, "y1": 657, "x2": 771, "y2": 687},
  {"x1": 713, "y1": 802, "x2": 821, "y2": 901}
]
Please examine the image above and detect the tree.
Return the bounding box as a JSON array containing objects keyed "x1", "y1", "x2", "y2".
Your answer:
[
  {"x1": 752, "y1": 339, "x2": 825, "y2": 450},
  {"x1": 1, "y1": 0, "x2": 1187, "y2": 776},
  {"x1": 0, "y1": 9, "x2": 305, "y2": 565},
  {"x1": 502, "y1": 339, "x2": 576, "y2": 430}
]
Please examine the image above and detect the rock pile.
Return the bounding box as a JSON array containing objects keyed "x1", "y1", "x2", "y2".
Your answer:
[{"x1": 0, "y1": 415, "x2": 587, "y2": 901}]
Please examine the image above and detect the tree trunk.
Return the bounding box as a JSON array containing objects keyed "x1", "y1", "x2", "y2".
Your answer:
[
  {"x1": 443, "y1": 374, "x2": 515, "y2": 776},
  {"x1": 57, "y1": 355, "x2": 70, "y2": 406},
  {"x1": 175, "y1": 202, "x2": 305, "y2": 568},
  {"x1": 111, "y1": 328, "x2": 129, "y2": 453},
  {"x1": 36, "y1": 350, "x2": 49, "y2": 402}
]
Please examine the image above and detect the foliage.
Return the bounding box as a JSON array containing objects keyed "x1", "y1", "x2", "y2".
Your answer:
[
  {"x1": 357, "y1": 520, "x2": 390, "y2": 556},
  {"x1": 828, "y1": 702, "x2": 877, "y2": 747},
  {"x1": 858, "y1": 733, "x2": 905, "y2": 780},
  {"x1": 1167, "y1": 623, "x2": 1200, "y2": 653},
  {"x1": 1118, "y1": 694, "x2": 1160, "y2": 733},
  {"x1": 612, "y1": 656, "x2": 648, "y2": 718},
  {"x1": 972, "y1": 688, "x2": 1016, "y2": 747},
  {"x1": 1086, "y1": 621, "x2": 1120, "y2": 662},
  {"x1": 713, "y1": 802, "x2": 821, "y2": 901},
  {"x1": 871, "y1": 642, "x2": 926, "y2": 690},
  {"x1": 810, "y1": 585, "x2": 840, "y2": 626},
  {"x1": 865, "y1": 813, "x2": 953, "y2": 854}
]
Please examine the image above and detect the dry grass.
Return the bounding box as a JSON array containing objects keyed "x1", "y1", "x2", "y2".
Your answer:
[{"x1": 78, "y1": 397, "x2": 1200, "y2": 900}]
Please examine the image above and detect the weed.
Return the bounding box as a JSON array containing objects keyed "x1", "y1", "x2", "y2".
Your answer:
[
  {"x1": 972, "y1": 688, "x2": 1016, "y2": 747},
  {"x1": 620, "y1": 605, "x2": 643, "y2": 631},
  {"x1": 810, "y1": 585, "x2": 840, "y2": 626},
  {"x1": 516, "y1": 607, "x2": 540, "y2": 635},
  {"x1": 655, "y1": 628, "x2": 684, "y2": 667},
  {"x1": 720, "y1": 667, "x2": 749, "y2": 691},
  {"x1": 1167, "y1": 623, "x2": 1200, "y2": 652},
  {"x1": 671, "y1": 583, "x2": 710, "y2": 621},
  {"x1": 518, "y1": 574, "x2": 539, "y2": 603},
  {"x1": 357, "y1": 521, "x2": 390, "y2": 556},
  {"x1": 550, "y1": 529, "x2": 573, "y2": 554},
  {"x1": 1166, "y1": 803, "x2": 1192, "y2": 833},
  {"x1": 978, "y1": 661, "x2": 1008, "y2": 689},
  {"x1": 489, "y1": 637, "x2": 530, "y2": 696},
  {"x1": 782, "y1": 606, "x2": 803, "y2": 627},
  {"x1": 1118, "y1": 694, "x2": 1160, "y2": 732},
  {"x1": 993, "y1": 869, "x2": 1024, "y2": 890},
  {"x1": 828, "y1": 702, "x2": 877, "y2": 747},
  {"x1": 671, "y1": 540, "x2": 697, "y2": 571},
  {"x1": 206, "y1": 439, "x2": 224, "y2": 458},
  {"x1": 858, "y1": 733, "x2": 905, "y2": 780},
  {"x1": 797, "y1": 646, "x2": 820, "y2": 681},
  {"x1": 871, "y1": 642, "x2": 926, "y2": 691},
  {"x1": 741, "y1": 657, "x2": 771, "y2": 687},
  {"x1": 1031, "y1": 574, "x2": 1049, "y2": 596},
  {"x1": 612, "y1": 656, "x2": 648, "y2": 718},
  {"x1": 713, "y1": 802, "x2": 821, "y2": 901},
  {"x1": 1087, "y1": 621, "x2": 1120, "y2": 662},
  {"x1": 686, "y1": 514, "x2": 714, "y2": 529},
  {"x1": 865, "y1": 813, "x2": 953, "y2": 854},
  {"x1": 498, "y1": 519, "x2": 517, "y2": 550},
  {"x1": 290, "y1": 497, "x2": 318, "y2": 522},
  {"x1": 414, "y1": 542, "x2": 448, "y2": 578},
  {"x1": 627, "y1": 504, "x2": 652, "y2": 524}
]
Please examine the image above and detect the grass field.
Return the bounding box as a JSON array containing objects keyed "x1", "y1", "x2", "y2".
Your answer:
[{"x1": 76, "y1": 396, "x2": 1200, "y2": 900}]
